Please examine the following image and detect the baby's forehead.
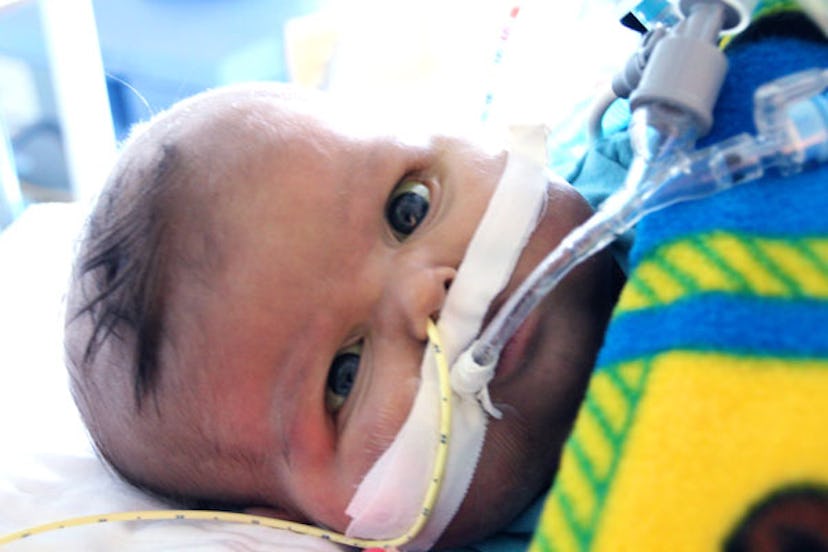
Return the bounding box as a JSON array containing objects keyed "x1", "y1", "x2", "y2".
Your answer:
[
  {"x1": 114, "y1": 89, "x2": 277, "y2": 192},
  {"x1": 124, "y1": 84, "x2": 302, "y2": 149}
]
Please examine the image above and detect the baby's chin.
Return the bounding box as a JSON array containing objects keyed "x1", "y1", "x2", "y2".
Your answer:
[
  {"x1": 435, "y1": 480, "x2": 547, "y2": 549},
  {"x1": 434, "y1": 425, "x2": 556, "y2": 548}
]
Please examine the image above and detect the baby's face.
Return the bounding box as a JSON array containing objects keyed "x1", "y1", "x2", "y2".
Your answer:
[{"x1": 123, "y1": 86, "x2": 617, "y2": 546}]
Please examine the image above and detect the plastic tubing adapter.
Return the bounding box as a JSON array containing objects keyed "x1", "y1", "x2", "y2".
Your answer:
[{"x1": 629, "y1": 0, "x2": 730, "y2": 137}]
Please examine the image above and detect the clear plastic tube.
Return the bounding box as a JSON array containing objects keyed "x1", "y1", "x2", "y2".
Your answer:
[
  {"x1": 471, "y1": 68, "x2": 828, "y2": 368},
  {"x1": 474, "y1": 87, "x2": 703, "y2": 366},
  {"x1": 470, "y1": 1, "x2": 726, "y2": 368},
  {"x1": 471, "y1": 181, "x2": 641, "y2": 365}
]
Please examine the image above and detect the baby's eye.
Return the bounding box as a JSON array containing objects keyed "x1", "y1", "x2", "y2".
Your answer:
[
  {"x1": 385, "y1": 180, "x2": 431, "y2": 241},
  {"x1": 325, "y1": 342, "x2": 362, "y2": 413}
]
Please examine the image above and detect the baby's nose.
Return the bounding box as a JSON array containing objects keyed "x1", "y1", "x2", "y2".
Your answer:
[{"x1": 381, "y1": 265, "x2": 455, "y2": 342}]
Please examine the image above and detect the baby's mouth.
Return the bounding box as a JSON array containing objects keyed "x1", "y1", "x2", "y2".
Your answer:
[{"x1": 490, "y1": 303, "x2": 540, "y2": 385}]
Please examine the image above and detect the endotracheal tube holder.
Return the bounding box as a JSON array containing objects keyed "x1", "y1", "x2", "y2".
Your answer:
[{"x1": 470, "y1": 62, "x2": 828, "y2": 369}]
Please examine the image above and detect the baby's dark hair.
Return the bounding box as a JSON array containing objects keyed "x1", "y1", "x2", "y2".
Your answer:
[
  {"x1": 67, "y1": 138, "x2": 183, "y2": 410},
  {"x1": 65, "y1": 86, "x2": 273, "y2": 416},
  {"x1": 67, "y1": 140, "x2": 182, "y2": 410}
]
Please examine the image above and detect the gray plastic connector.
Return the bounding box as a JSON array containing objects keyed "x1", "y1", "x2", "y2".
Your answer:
[
  {"x1": 611, "y1": 25, "x2": 668, "y2": 99},
  {"x1": 629, "y1": 3, "x2": 729, "y2": 136},
  {"x1": 679, "y1": 0, "x2": 759, "y2": 35}
]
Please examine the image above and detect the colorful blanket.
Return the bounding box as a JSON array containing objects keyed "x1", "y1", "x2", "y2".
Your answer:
[{"x1": 531, "y1": 23, "x2": 828, "y2": 552}]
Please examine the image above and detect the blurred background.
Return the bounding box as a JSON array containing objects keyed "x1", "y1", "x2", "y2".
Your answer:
[{"x1": 0, "y1": 0, "x2": 639, "y2": 231}]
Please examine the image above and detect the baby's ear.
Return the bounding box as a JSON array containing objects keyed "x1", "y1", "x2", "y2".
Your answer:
[{"x1": 243, "y1": 505, "x2": 305, "y2": 523}]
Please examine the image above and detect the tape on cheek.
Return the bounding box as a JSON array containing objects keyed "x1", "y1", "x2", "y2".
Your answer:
[{"x1": 345, "y1": 152, "x2": 549, "y2": 550}]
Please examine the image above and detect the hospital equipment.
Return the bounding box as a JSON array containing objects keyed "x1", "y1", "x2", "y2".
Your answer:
[
  {"x1": 460, "y1": 0, "x2": 828, "y2": 377},
  {"x1": 0, "y1": 0, "x2": 113, "y2": 225}
]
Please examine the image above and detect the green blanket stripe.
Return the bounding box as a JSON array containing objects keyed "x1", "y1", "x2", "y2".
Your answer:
[
  {"x1": 531, "y1": 359, "x2": 653, "y2": 552},
  {"x1": 754, "y1": 0, "x2": 803, "y2": 19},
  {"x1": 615, "y1": 232, "x2": 828, "y2": 314}
]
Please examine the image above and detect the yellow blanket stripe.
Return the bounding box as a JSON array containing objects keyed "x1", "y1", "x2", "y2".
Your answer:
[{"x1": 617, "y1": 232, "x2": 828, "y2": 312}]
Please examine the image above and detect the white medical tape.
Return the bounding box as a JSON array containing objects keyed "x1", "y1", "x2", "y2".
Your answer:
[{"x1": 345, "y1": 152, "x2": 549, "y2": 550}]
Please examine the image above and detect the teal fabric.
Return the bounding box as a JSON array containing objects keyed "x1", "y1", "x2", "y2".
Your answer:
[
  {"x1": 441, "y1": 497, "x2": 543, "y2": 552},
  {"x1": 565, "y1": 120, "x2": 634, "y2": 206},
  {"x1": 565, "y1": 130, "x2": 635, "y2": 274}
]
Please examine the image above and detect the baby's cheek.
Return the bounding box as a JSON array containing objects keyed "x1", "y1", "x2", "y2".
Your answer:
[{"x1": 344, "y1": 375, "x2": 420, "y2": 476}]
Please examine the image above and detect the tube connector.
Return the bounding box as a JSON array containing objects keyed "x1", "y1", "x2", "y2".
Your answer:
[
  {"x1": 630, "y1": 1, "x2": 729, "y2": 136},
  {"x1": 612, "y1": 24, "x2": 669, "y2": 99},
  {"x1": 678, "y1": 0, "x2": 759, "y2": 35},
  {"x1": 753, "y1": 68, "x2": 828, "y2": 175},
  {"x1": 450, "y1": 345, "x2": 502, "y2": 419}
]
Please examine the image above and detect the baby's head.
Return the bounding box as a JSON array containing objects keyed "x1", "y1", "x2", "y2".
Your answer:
[{"x1": 65, "y1": 83, "x2": 622, "y2": 548}]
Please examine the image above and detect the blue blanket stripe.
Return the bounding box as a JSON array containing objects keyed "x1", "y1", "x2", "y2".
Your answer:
[{"x1": 597, "y1": 294, "x2": 828, "y2": 367}]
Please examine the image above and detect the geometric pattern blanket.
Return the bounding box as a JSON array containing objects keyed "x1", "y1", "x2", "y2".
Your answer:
[{"x1": 531, "y1": 27, "x2": 828, "y2": 552}]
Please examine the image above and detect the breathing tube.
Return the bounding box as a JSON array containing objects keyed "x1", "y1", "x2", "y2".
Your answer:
[
  {"x1": 460, "y1": 0, "x2": 828, "y2": 388},
  {"x1": 350, "y1": 3, "x2": 828, "y2": 546},
  {"x1": 467, "y1": 64, "x2": 828, "y2": 373},
  {"x1": 459, "y1": 0, "x2": 761, "y2": 372}
]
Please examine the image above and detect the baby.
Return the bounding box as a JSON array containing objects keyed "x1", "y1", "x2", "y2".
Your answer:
[{"x1": 64, "y1": 83, "x2": 623, "y2": 549}]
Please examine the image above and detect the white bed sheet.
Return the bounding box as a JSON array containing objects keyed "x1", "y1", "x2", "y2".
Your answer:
[{"x1": 0, "y1": 203, "x2": 342, "y2": 551}]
